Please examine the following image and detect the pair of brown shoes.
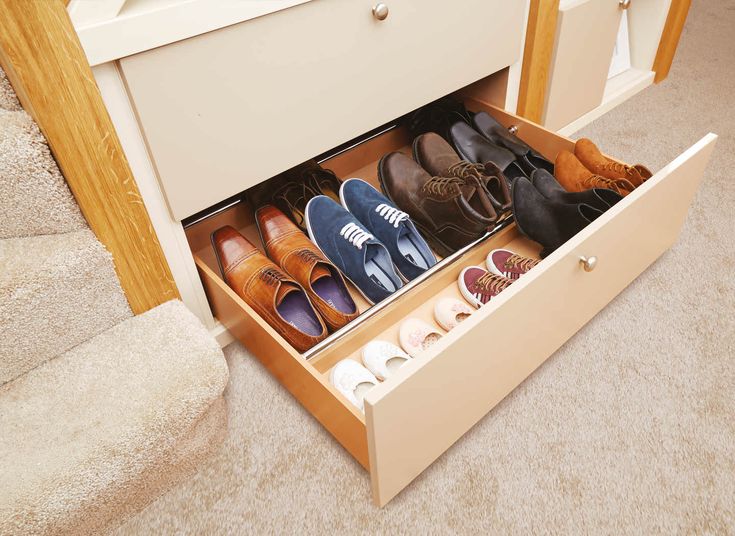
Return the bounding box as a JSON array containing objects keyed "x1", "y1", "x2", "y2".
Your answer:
[
  {"x1": 212, "y1": 206, "x2": 358, "y2": 353},
  {"x1": 555, "y1": 138, "x2": 652, "y2": 196},
  {"x1": 249, "y1": 160, "x2": 342, "y2": 233},
  {"x1": 378, "y1": 132, "x2": 511, "y2": 257}
]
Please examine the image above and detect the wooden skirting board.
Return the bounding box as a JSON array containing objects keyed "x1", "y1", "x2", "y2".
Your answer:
[{"x1": 0, "y1": 0, "x2": 179, "y2": 314}]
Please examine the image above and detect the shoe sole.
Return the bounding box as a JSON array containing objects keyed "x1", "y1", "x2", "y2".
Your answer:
[
  {"x1": 457, "y1": 266, "x2": 484, "y2": 309},
  {"x1": 485, "y1": 249, "x2": 506, "y2": 277}
]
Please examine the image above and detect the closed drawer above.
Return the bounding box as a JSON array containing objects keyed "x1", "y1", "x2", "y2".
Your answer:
[{"x1": 119, "y1": 0, "x2": 526, "y2": 220}]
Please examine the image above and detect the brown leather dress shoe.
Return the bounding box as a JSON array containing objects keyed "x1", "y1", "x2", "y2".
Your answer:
[
  {"x1": 555, "y1": 150, "x2": 635, "y2": 196},
  {"x1": 574, "y1": 138, "x2": 653, "y2": 187},
  {"x1": 378, "y1": 151, "x2": 493, "y2": 257},
  {"x1": 255, "y1": 205, "x2": 358, "y2": 331},
  {"x1": 413, "y1": 132, "x2": 511, "y2": 217},
  {"x1": 265, "y1": 160, "x2": 342, "y2": 232},
  {"x1": 211, "y1": 225, "x2": 327, "y2": 352}
]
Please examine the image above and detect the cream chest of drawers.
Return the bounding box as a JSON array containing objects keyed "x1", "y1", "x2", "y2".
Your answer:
[{"x1": 79, "y1": 0, "x2": 716, "y2": 506}]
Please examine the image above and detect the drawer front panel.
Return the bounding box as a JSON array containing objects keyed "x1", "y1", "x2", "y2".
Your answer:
[
  {"x1": 365, "y1": 132, "x2": 717, "y2": 506},
  {"x1": 120, "y1": 0, "x2": 526, "y2": 220},
  {"x1": 543, "y1": 0, "x2": 623, "y2": 130}
]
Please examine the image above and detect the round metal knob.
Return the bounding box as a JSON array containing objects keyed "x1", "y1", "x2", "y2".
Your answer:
[
  {"x1": 579, "y1": 255, "x2": 598, "y2": 272},
  {"x1": 372, "y1": 3, "x2": 389, "y2": 20},
  {"x1": 508, "y1": 124, "x2": 519, "y2": 135},
  {"x1": 619, "y1": 0, "x2": 631, "y2": 9}
]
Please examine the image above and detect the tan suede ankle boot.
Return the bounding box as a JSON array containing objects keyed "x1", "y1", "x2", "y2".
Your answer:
[
  {"x1": 574, "y1": 138, "x2": 652, "y2": 187},
  {"x1": 554, "y1": 150, "x2": 634, "y2": 196}
]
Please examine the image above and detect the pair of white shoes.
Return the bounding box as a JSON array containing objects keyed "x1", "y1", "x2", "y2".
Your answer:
[
  {"x1": 330, "y1": 341, "x2": 411, "y2": 412},
  {"x1": 331, "y1": 297, "x2": 474, "y2": 411},
  {"x1": 399, "y1": 296, "x2": 474, "y2": 353}
]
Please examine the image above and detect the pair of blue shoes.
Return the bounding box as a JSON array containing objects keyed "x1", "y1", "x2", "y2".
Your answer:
[{"x1": 305, "y1": 179, "x2": 437, "y2": 304}]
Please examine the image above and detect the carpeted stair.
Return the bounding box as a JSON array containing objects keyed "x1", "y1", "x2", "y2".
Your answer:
[
  {"x1": 0, "y1": 66, "x2": 128, "y2": 385},
  {"x1": 0, "y1": 301, "x2": 229, "y2": 535},
  {"x1": 0, "y1": 65, "x2": 229, "y2": 535},
  {"x1": 0, "y1": 107, "x2": 87, "y2": 238},
  {"x1": 0, "y1": 230, "x2": 131, "y2": 385}
]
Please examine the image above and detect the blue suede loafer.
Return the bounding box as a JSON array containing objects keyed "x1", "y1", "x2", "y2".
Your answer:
[
  {"x1": 339, "y1": 178, "x2": 437, "y2": 281},
  {"x1": 305, "y1": 195, "x2": 403, "y2": 305}
]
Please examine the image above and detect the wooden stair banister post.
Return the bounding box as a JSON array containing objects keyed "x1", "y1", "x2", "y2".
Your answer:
[{"x1": 0, "y1": 0, "x2": 179, "y2": 314}]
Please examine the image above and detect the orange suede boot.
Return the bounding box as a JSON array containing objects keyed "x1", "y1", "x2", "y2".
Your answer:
[
  {"x1": 554, "y1": 150, "x2": 634, "y2": 196},
  {"x1": 575, "y1": 138, "x2": 652, "y2": 188}
]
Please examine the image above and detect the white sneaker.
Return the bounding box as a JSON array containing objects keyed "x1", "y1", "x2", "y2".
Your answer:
[
  {"x1": 362, "y1": 340, "x2": 411, "y2": 381},
  {"x1": 329, "y1": 359, "x2": 379, "y2": 412},
  {"x1": 433, "y1": 297, "x2": 473, "y2": 331},
  {"x1": 399, "y1": 318, "x2": 443, "y2": 357}
]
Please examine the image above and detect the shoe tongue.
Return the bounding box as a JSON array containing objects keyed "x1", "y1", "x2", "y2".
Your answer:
[
  {"x1": 459, "y1": 180, "x2": 479, "y2": 201},
  {"x1": 309, "y1": 261, "x2": 332, "y2": 285},
  {"x1": 275, "y1": 279, "x2": 300, "y2": 306}
]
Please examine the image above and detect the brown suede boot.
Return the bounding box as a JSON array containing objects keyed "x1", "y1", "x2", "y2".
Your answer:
[
  {"x1": 574, "y1": 138, "x2": 653, "y2": 187},
  {"x1": 554, "y1": 151, "x2": 635, "y2": 196}
]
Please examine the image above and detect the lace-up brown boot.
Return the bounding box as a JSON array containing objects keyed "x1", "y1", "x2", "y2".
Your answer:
[
  {"x1": 212, "y1": 225, "x2": 327, "y2": 351},
  {"x1": 555, "y1": 150, "x2": 635, "y2": 196},
  {"x1": 413, "y1": 132, "x2": 511, "y2": 216},
  {"x1": 575, "y1": 138, "x2": 652, "y2": 187},
  {"x1": 378, "y1": 151, "x2": 493, "y2": 256}
]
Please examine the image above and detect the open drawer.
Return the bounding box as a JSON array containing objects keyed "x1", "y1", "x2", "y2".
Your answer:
[{"x1": 184, "y1": 99, "x2": 717, "y2": 506}]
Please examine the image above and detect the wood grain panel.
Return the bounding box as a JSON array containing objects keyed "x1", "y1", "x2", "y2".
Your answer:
[
  {"x1": 0, "y1": 0, "x2": 179, "y2": 313},
  {"x1": 516, "y1": 0, "x2": 559, "y2": 123},
  {"x1": 653, "y1": 0, "x2": 692, "y2": 83}
]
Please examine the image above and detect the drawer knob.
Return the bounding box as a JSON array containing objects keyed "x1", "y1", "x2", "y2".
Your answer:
[
  {"x1": 508, "y1": 124, "x2": 519, "y2": 135},
  {"x1": 619, "y1": 0, "x2": 631, "y2": 9},
  {"x1": 579, "y1": 255, "x2": 598, "y2": 272},
  {"x1": 372, "y1": 3, "x2": 389, "y2": 20}
]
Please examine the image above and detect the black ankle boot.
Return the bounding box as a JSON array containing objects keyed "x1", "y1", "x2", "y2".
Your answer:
[
  {"x1": 531, "y1": 169, "x2": 623, "y2": 212},
  {"x1": 511, "y1": 177, "x2": 603, "y2": 257}
]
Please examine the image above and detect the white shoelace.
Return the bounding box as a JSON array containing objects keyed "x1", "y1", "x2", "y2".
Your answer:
[
  {"x1": 375, "y1": 203, "x2": 409, "y2": 228},
  {"x1": 339, "y1": 222, "x2": 374, "y2": 249}
]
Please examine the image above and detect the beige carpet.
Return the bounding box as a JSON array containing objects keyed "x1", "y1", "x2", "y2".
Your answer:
[{"x1": 116, "y1": 1, "x2": 734, "y2": 532}]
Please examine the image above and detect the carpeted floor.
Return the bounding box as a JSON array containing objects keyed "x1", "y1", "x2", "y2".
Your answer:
[{"x1": 116, "y1": 1, "x2": 734, "y2": 532}]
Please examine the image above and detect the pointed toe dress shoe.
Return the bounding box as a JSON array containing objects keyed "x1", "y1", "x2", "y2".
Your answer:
[
  {"x1": 256, "y1": 205, "x2": 358, "y2": 331},
  {"x1": 555, "y1": 150, "x2": 635, "y2": 196},
  {"x1": 531, "y1": 169, "x2": 623, "y2": 212},
  {"x1": 472, "y1": 111, "x2": 554, "y2": 175},
  {"x1": 413, "y1": 132, "x2": 511, "y2": 217},
  {"x1": 339, "y1": 178, "x2": 437, "y2": 281},
  {"x1": 512, "y1": 177, "x2": 603, "y2": 258},
  {"x1": 305, "y1": 196, "x2": 403, "y2": 305},
  {"x1": 212, "y1": 225, "x2": 327, "y2": 352},
  {"x1": 574, "y1": 138, "x2": 652, "y2": 188},
  {"x1": 449, "y1": 121, "x2": 528, "y2": 181},
  {"x1": 378, "y1": 151, "x2": 492, "y2": 257}
]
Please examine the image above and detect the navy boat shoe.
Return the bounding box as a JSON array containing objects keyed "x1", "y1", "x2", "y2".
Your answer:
[
  {"x1": 339, "y1": 178, "x2": 437, "y2": 281},
  {"x1": 305, "y1": 195, "x2": 403, "y2": 304}
]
